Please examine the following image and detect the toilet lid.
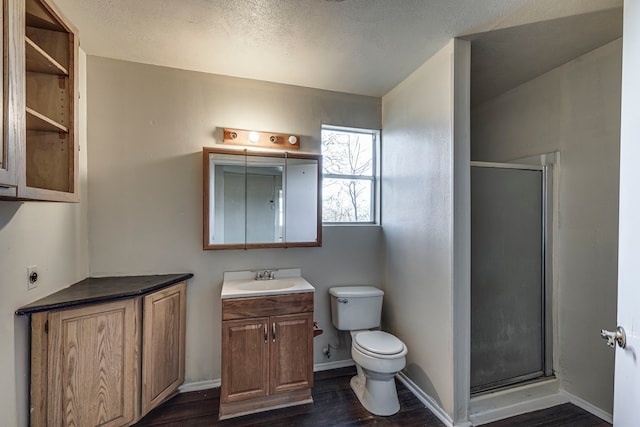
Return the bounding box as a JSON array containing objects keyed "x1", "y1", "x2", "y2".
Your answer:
[{"x1": 354, "y1": 331, "x2": 405, "y2": 355}]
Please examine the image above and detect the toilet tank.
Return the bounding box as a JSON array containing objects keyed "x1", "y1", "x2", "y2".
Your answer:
[{"x1": 329, "y1": 286, "x2": 384, "y2": 330}]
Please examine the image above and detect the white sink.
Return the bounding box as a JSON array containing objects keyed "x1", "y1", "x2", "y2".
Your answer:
[
  {"x1": 221, "y1": 268, "x2": 314, "y2": 299},
  {"x1": 237, "y1": 280, "x2": 296, "y2": 291}
]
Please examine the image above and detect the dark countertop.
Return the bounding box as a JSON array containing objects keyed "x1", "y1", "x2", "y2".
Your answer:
[{"x1": 16, "y1": 273, "x2": 194, "y2": 315}]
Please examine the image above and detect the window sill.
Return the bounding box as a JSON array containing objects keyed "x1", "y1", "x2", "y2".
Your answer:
[{"x1": 322, "y1": 223, "x2": 380, "y2": 227}]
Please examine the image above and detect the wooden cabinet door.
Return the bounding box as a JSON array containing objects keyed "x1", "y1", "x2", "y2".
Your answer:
[
  {"x1": 46, "y1": 299, "x2": 138, "y2": 427},
  {"x1": 141, "y1": 281, "x2": 186, "y2": 415},
  {"x1": 0, "y1": 0, "x2": 18, "y2": 196},
  {"x1": 221, "y1": 317, "x2": 269, "y2": 403},
  {"x1": 269, "y1": 312, "x2": 314, "y2": 394}
]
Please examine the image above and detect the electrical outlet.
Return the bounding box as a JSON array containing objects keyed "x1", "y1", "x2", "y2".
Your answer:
[{"x1": 27, "y1": 265, "x2": 39, "y2": 290}]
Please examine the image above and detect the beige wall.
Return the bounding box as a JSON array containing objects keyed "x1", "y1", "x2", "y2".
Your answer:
[
  {"x1": 381, "y1": 40, "x2": 468, "y2": 420},
  {"x1": 0, "y1": 51, "x2": 89, "y2": 426},
  {"x1": 85, "y1": 56, "x2": 383, "y2": 383},
  {"x1": 471, "y1": 39, "x2": 622, "y2": 414}
]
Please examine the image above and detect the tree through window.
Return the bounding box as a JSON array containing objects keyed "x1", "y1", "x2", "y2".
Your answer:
[{"x1": 321, "y1": 126, "x2": 377, "y2": 223}]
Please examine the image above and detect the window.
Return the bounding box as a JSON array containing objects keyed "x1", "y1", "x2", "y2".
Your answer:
[{"x1": 321, "y1": 125, "x2": 378, "y2": 223}]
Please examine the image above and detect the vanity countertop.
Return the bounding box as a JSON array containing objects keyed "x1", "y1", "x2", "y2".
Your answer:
[
  {"x1": 221, "y1": 268, "x2": 314, "y2": 299},
  {"x1": 16, "y1": 273, "x2": 193, "y2": 315}
]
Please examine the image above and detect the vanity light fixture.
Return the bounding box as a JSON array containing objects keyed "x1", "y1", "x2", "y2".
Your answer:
[{"x1": 222, "y1": 128, "x2": 301, "y2": 150}]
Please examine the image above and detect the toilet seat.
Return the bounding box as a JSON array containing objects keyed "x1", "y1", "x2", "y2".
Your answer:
[{"x1": 353, "y1": 331, "x2": 406, "y2": 359}]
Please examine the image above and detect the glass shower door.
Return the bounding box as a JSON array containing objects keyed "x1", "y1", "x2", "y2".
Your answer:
[{"x1": 470, "y1": 162, "x2": 548, "y2": 394}]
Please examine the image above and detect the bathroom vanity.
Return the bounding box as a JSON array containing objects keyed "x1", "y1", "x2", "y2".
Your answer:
[
  {"x1": 16, "y1": 273, "x2": 192, "y2": 427},
  {"x1": 220, "y1": 269, "x2": 315, "y2": 419}
]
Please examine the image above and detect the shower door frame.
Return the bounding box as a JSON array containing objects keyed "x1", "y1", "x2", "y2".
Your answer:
[{"x1": 470, "y1": 161, "x2": 553, "y2": 394}]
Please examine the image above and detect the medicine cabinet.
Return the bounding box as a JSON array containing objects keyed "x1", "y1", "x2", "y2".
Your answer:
[{"x1": 203, "y1": 147, "x2": 322, "y2": 250}]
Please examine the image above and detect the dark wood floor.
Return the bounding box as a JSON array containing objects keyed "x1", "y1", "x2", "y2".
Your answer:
[
  {"x1": 484, "y1": 404, "x2": 611, "y2": 427},
  {"x1": 134, "y1": 367, "x2": 611, "y2": 427}
]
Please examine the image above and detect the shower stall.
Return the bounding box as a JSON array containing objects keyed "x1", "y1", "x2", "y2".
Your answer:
[{"x1": 470, "y1": 162, "x2": 552, "y2": 394}]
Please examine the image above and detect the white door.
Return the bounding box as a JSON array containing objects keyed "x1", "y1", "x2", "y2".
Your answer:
[{"x1": 612, "y1": 1, "x2": 640, "y2": 424}]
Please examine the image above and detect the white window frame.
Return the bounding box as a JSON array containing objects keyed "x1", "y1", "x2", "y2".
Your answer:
[{"x1": 321, "y1": 125, "x2": 380, "y2": 225}]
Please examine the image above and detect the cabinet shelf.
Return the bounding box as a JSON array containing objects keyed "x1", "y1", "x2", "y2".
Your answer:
[
  {"x1": 25, "y1": 1, "x2": 65, "y2": 32},
  {"x1": 26, "y1": 36, "x2": 68, "y2": 75},
  {"x1": 26, "y1": 107, "x2": 68, "y2": 132}
]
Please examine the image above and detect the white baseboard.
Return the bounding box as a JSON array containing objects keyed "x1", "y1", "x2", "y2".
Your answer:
[
  {"x1": 314, "y1": 358, "x2": 355, "y2": 372},
  {"x1": 177, "y1": 360, "x2": 355, "y2": 394},
  {"x1": 559, "y1": 390, "x2": 613, "y2": 424},
  {"x1": 396, "y1": 371, "x2": 460, "y2": 427},
  {"x1": 178, "y1": 379, "x2": 221, "y2": 393}
]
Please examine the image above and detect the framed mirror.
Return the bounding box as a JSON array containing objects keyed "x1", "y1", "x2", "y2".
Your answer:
[{"x1": 203, "y1": 147, "x2": 322, "y2": 249}]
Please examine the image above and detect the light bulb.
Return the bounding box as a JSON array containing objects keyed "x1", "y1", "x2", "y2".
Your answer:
[
  {"x1": 288, "y1": 135, "x2": 297, "y2": 145},
  {"x1": 248, "y1": 131, "x2": 259, "y2": 143}
]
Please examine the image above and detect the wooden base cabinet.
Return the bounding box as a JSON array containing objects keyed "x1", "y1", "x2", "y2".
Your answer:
[
  {"x1": 221, "y1": 317, "x2": 270, "y2": 402},
  {"x1": 270, "y1": 313, "x2": 314, "y2": 394},
  {"x1": 220, "y1": 292, "x2": 314, "y2": 419},
  {"x1": 141, "y1": 284, "x2": 186, "y2": 414},
  {"x1": 30, "y1": 282, "x2": 186, "y2": 427},
  {"x1": 32, "y1": 299, "x2": 139, "y2": 427}
]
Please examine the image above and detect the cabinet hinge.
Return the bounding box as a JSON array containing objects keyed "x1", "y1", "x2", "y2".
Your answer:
[{"x1": 44, "y1": 320, "x2": 48, "y2": 334}]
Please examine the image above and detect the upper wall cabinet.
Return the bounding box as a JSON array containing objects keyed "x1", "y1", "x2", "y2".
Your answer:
[
  {"x1": 203, "y1": 147, "x2": 322, "y2": 250},
  {"x1": 0, "y1": 0, "x2": 79, "y2": 201}
]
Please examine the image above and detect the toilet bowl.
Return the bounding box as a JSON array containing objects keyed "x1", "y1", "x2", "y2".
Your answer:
[
  {"x1": 349, "y1": 330, "x2": 407, "y2": 416},
  {"x1": 329, "y1": 286, "x2": 408, "y2": 416}
]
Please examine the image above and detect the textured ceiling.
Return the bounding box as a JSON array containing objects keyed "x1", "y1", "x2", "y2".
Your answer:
[{"x1": 54, "y1": 0, "x2": 623, "y2": 98}]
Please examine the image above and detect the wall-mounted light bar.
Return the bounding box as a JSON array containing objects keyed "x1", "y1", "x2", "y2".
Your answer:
[{"x1": 222, "y1": 128, "x2": 300, "y2": 150}]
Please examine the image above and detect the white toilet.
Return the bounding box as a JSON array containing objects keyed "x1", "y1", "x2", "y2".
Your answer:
[{"x1": 329, "y1": 286, "x2": 408, "y2": 416}]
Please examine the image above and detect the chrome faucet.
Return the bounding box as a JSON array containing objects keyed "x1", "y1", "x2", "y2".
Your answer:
[{"x1": 255, "y1": 270, "x2": 276, "y2": 280}]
